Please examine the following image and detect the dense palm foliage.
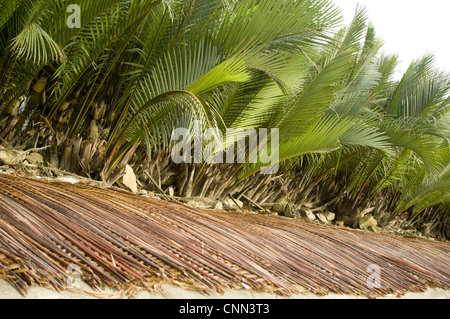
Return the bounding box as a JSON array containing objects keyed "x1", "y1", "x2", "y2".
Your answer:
[{"x1": 0, "y1": 0, "x2": 449, "y2": 238}]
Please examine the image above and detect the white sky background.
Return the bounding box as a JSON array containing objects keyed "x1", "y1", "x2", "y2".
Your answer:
[{"x1": 332, "y1": 0, "x2": 450, "y2": 77}]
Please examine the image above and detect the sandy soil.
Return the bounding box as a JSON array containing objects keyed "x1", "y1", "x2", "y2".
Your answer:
[{"x1": 1, "y1": 279, "x2": 449, "y2": 299}]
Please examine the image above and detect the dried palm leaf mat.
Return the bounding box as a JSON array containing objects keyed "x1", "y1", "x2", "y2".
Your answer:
[{"x1": 0, "y1": 174, "x2": 448, "y2": 298}]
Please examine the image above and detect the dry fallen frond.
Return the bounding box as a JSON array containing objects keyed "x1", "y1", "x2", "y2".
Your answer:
[{"x1": 0, "y1": 174, "x2": 448, "y2": 298}]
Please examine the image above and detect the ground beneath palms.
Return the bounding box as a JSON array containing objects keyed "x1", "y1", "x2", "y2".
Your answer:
[{"x1": 0, "y1": 173, "x2": 449, "y2": 299}]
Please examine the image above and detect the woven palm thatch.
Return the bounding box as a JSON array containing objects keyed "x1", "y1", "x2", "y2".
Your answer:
[{"x1": 0, "y1": 173, "x2": 449, "y2": 298}]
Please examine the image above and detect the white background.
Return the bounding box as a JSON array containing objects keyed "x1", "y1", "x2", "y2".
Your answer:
[{"x1": 332, "y1": 0, "x2": 450, "y2": 76}]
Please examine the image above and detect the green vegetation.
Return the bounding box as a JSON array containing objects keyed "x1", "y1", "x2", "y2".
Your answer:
[{"x1": 0, "y1": 0, "x2": 449, "y2": 238}]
